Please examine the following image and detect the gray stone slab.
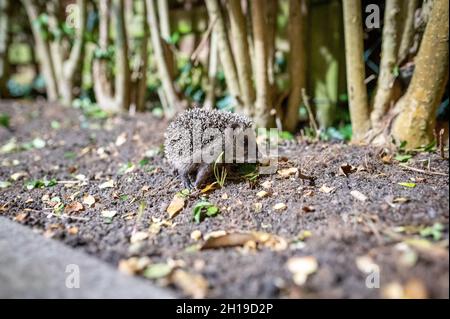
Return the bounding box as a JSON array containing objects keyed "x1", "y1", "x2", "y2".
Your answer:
[{"x1": 0, "y1": 217, "x2": 175, "y2": 298}]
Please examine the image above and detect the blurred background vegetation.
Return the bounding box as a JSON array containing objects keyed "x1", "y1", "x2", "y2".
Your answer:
[{"x1": 0, "y1": 0, "x2": 448, "y2": 146}]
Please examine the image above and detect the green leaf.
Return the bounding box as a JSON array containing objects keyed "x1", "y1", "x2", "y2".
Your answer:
[
  {"x1": 420, "y1": 223, "x2": 444, "y2": 241},
  {"x1": 398, "y1": 182, "x2": 416, "y2": 188},
  {"x1": 143, "y1": 263, "x2": 173, "y2": 279},
  {"x1": 0, "y1": 113, "x2": 10, "y2": 128},
  {"x1": 0, "y1": 181, "x2": 12, "y2": 189},
  {"x1": 399, "y1": 141, "x2": 407, "y2": 150},
  {"x1": 32, "y1": 138, "x2": 46, "y2": 149},
  {"x1": 394, "y1": 154, "x2": 412, "y2": 162},
  {"x1": 192, "y1": 200, "x2": 220, "y2": 223}
]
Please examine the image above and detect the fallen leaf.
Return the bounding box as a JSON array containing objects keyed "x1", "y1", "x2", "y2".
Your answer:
[
  {"x1": 319, "y1": 184, "x2": 335, "y2": 194},
  {"x1": 67, "y1": 226, "x2": 79, "y2": 235},
  {"x1": 167, "y1": 194, "x2": 186, "y2": 219},
  {"x1": 338, "y1": 163, "x2": 356, "y2": 176},
  {"x1": 0, "y1": 181, "x2": 11, "y2": 188},
  {"x1": 14, "y1": 212, "x2": 28, "y2": 222},
  {"x1": 302, "y1": 206, "x2": 315, "y2": 213},
  {"x1": 143, "y1": 263, "x2": 173, "y2": 279},
  {"x1": 286, "y1": 256, "x2": 318, "y2": 286},
  {"x1": 350, "y1": 190, "x2": 368, "y2": 202},
  {"x1": 398, "y1": 182, "x2": 416, "y2": 188},
  {"x1": 170, "y1": 269, "x2": 208, "y2": 298},
  {"x1": 115, "y1": 132, "x2": 127, "y2": 146},
  {"x1": 130, "y1": 231, "x2": 149, "y2": 243},
  {"x1": 10, "y1": 171, "x2": 28, "y2": 181},
  {"x1": 273, "y1": 203, "x2": 287, "y2": 211},
  {"x1": 221, "y1": 193, "x2": 229, "y2": 199},
  {"x1": 256, "y1": 190, "x2": 269, "y2": 198},
  {"x1": 277, "y1": 167, "x2": 298, "y2": 178},
  {"x1": 253, "y1": 202, "x2": 263, "y2": 213},
  {"x1": 190, "y1": 230, "x2": 202, "y2": 241},
  {"x1": 119, "y1": 257, "x2": 151, "y2": 275},
  {"x1": 200, "y1": 182, "x2": 218, "y2": 193},
  {"x1": 64, "y1": 202, "x2": 84, "y2": 214},
  {"x1": 99, "y1": 180, "x2": 114, "y2": 189},
  {"x1": 83, "y1": 194, "x2": 96, "y2": 207},
  {"x1": 204, "y1": 230, "x2": 227, "y2": 241},
  {"x1": 202, "y1": 232, "x2": 255, "y2": 249},
  {"x1": 101, "y1": 210, "x2": 117, "y2": 219}
]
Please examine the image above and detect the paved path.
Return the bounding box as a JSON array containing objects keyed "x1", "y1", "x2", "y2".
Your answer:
[{"x1": 0, "y1": 217, "x2": 175, "y2": 298}]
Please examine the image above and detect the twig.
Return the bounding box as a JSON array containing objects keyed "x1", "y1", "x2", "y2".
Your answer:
[
  {"x1": 438, "y1": 128, "x2": 446, "y2": 159},
  {"x1": 301, "y1": 88, "x2": 319, "y2": 140},
  {"x1": 190, "y1": 16, "x2": 218, "y2": 64},
  {"x1": 398, "y1": 163, "x2": 448, "y2": 176}
]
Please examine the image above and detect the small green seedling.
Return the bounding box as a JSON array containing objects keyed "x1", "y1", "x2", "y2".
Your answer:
[{"x1": 193, "y1": 200, "x2": 220, "y2": 223}]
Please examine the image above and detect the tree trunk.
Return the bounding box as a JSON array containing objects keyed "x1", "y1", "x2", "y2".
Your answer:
[
  {"x1": 398, "y1": 0, "x2": 419, "y2": 63},
  {"x1": 0, "y1": 0, "x2": 11, "y2": 97},
  {"x1": 205, "y1": 0, "x2": 242, "y2": 112},
  {"x1": 251, "y1": 0, "x2": 272, "y2": 127},
  {"x1": 391, "y1": 0, "x2": 449, "y2": 148},
  {"x1": 113, "y1": 0, "x2": 131, "y2": 110},
  {"x1": 135, "y1": 1, "x2": 149, "y2": 112},
  {"x1": 265, "y1": 0, "x2": 277, "y2": 89},
  {"x1": 371, "y1": 0, "x2": 402, "y2": 130},
  {"x1": 228, "y1": 0, "x2": 255, "y2": 113},
  {"x1": 342, "y1": 0, "x2": 370, "y2": 141},
  {"x1": 285, "y1": 0, "x2": 306, "y2": 132},
  {"x1": 93, "y1": 0, "x2": 117, "y2": 111},
  {"x1": 146, "y1": 0, "x2": 180, "y2": 118},
  {"x1": 22, "y1": 0, "x2": 59, "y2": 101},
  {"x1": 157, "y1": 0, "x2": 171, "y2": 41},
  {"x1": 204, "y1": 31, "x2": 218, "y2": 110},
  {"x1": 61, "y1": 0, "x2": 87, "y2": 105}
]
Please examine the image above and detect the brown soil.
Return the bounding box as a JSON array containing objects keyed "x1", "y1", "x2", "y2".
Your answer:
[{"x1": 0, "y1": 101, "x2": 448, "y2": 298}]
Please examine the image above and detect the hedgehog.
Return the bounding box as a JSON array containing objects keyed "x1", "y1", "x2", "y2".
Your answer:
[{"x1": 164, "y1": 108, "x2": 258, "y2": 189}]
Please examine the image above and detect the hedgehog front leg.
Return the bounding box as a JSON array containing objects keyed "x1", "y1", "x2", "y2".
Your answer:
[{"x1": 193, "y1": 163, "x2": 212, "y2": 189}]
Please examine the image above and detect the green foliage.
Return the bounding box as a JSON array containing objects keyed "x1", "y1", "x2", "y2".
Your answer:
[
  {"x1": 420, "y1": 223, "x2": 444, "y2": 241},
  {"x1": 213, "y1": 152, "x2": 227, "y2": 188},
  {"x1": 0, "y1": 113, "x2": 10, "y2": 128},
  {"x1": 72, "y1": 97, "x2": 108, "y2": 119},
  {"x1": 25, "y1": 178, "x2": 57, "y2": 190},
  {"x1": 192, "y1": 200, "x2": 220, "y2": 223}
]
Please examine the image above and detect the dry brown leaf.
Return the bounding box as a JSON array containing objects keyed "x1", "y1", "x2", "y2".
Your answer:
[
  {"x1": 170, "y1": 269, "x2": 208, "y2": 299},
  {"x1": 115, "y1": 132, "x2": 127, "y2": 146},
  {"x1": 200, "y1": 182, "x2": 218, "y2": 193},
  {"x1": 256, "y1": 190, "x2": 269, "y2": 198},
  {"x1": 202, "y1": 232, "x2": 254, "y2": 249},
  {"x1": 99, "y1": 180, "x2": 114, "y2": 189},
  {"x1": 273, "y1": 203, "x2": 287, "y2": 211},
  {"x1": 319, "y1": 184, "x2": 335, "y2": 194},
  {"x1": 83, "y1": 194, "x2": 96, "y2": 207},
  {"x1": 67, "y1": 226, "x2": 79, "y2": 235},
  {"x1": 302, "y1": 206, "x2": 315, "y2": 213},
  {"x1": 64, "y1": 201, "x2": 84, "y2": 214},
  {"x1": 404, "y1": 278, "x2": 428, "y2": 299},
  {"x1": 10, "y1": 171, "x2": 28, "y2": 181},
  {"x1": 166, "y1": 194, "x2": 186, "y2": 218},
  {"x1": 14, "y1": 212, "x2": 28, "y2": 222},
  {"x1": 190, "y1": 230, "x2": 202, "y2": 241},
  {"x1": 339, "y1": 163, "x2": 356, "y2": 176},
  {"x1": 118, "y1": 257, "x2": 151, "y2": 275},
  {"x1": 277, "y1": 167, "x2": 298, "y2": 178}
]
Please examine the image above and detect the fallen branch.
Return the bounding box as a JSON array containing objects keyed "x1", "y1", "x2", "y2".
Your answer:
[
  {"x1": 398, "y1": 163, "x2": 448, "y2": 176},
  {"x1": 190, "y1": 16, "x2": 218, "y2": 64}
]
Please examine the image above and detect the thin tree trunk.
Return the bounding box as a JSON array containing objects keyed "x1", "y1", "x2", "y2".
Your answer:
[
  {"x1": 265, "y1": 0, "x2": 277, "y2": 89},
  {"x1": 61, "y1": 0, "x2": 87, "y2": 105},
  {"x1": 285, "y1": 0, "x2": 306, "y2": 132},
  {"x1": 398, "y1": 0, "x2": 419, "y2": 63},
  {"x1": 251, "y1": 0, "x2": 271, "y2": 127},
  {"x1": 135, "y1": 0, "x2": 149, "y2": 112},
  {"x1": 342, "y1": 0, "x2": 370, "y2": 141},
  {"x1": 228, "y1": 0, "x2": 255, "y2": 113},
  {"x1": 113, "y1": 0, "x2": 131, "y2": 110},
  {"x1": 146, "y1": 0, "x2": 180, "y2": 118},
  {"x1": 205, "y1": 0, "x2": 242, "y2": 112},
  {"x1": 371, "y1": 0, "x2": 402, "y2": 130},
  {"x1": 204, "y1": 31, "x2": 218, "y2": 110},
  {"x1": 157, "y1": 0, "x2": 171, "y2": 41},
  {"x1": 0, "y1": 0, "x2": 11, "y2": 97},
  {"x1": 93, "y1": 0, "x2": 116, "y2": 111},
  {"x1": 391, "y1": 0, "x2": 448, "y2": 148},
  {"x1": 22, "y1": 0, "x2": 59, "y2": 101}
]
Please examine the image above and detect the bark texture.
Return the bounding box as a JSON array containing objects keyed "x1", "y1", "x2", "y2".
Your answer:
[
  {"x1": 342, "y1": 0, "x2": 370, "y2": 141},
  {"x1": 391, "y1": 0, "x2": 449, "y2": 148}
]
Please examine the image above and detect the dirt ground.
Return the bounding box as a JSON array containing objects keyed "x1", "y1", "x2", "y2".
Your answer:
[{"x1": 0, "y1": 100, "x2": 448, "y2": 298}]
